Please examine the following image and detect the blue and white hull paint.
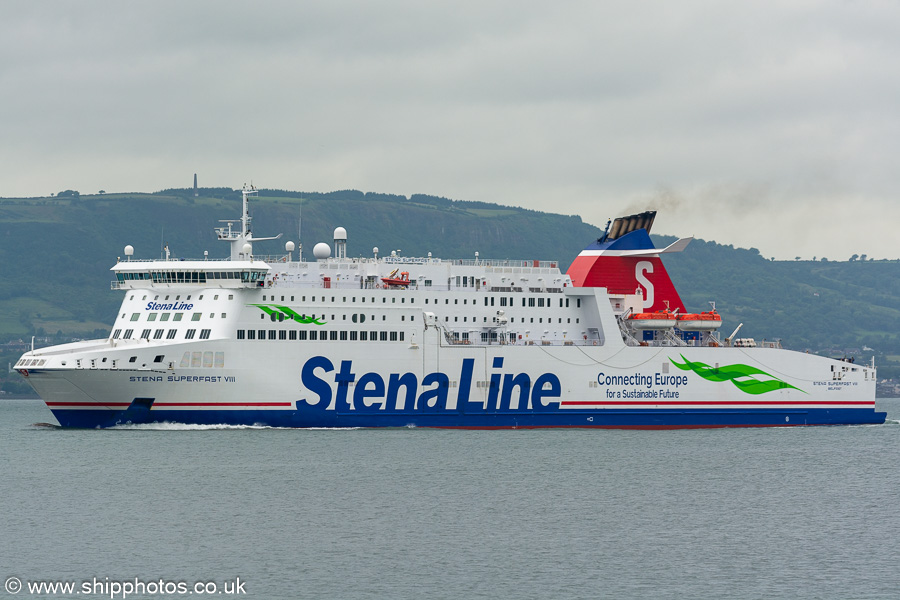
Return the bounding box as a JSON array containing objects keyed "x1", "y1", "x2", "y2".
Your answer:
[
  {"x1": 16, "y1": 194, "x2": 886, "y2": 429},
  {"x1": 22, "y1": 339, "x2": 884, "y2": 429}
]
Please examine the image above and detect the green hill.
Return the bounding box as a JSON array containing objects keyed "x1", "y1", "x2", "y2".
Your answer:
[{"x1": 2, "y1": 187, "x2": 899, "y2": 395}]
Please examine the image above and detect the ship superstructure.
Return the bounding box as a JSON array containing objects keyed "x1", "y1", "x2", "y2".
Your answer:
[{"x1": 15, "y1": 186, "x2": 886, "y2": 428}]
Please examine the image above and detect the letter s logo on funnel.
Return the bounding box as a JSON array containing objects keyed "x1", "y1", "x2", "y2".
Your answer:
[{"x1": 635, "y1": 261, "x2": 654, "y2": 310}]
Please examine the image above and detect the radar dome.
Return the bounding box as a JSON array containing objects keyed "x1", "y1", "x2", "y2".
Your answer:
[
  {"x1": 124, "y1": 245, "x2": 134, "y2": 256},
  {"x1": 313, "y1": 242, "x2": 331, "y2": 260},
  {"x1": 285, "y1": 241, "x2": 296, "y2": 252},
  {"x1": 333, "y1": 227, "x2": 347, "y2": 240},
  {"x1": 242, "y1": 243, "x2": 252, "y2": 255}
]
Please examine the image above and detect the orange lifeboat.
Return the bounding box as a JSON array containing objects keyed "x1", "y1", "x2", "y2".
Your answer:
[
  {"x1": 628, "y1": 310, "x2": 677, "y2": 330},
  {"x1": 381, "y1": 269, "x2": 411, "y2": 288},
  {"x1": 676, "y1": 310, "x2": 722, "y2": 331}
]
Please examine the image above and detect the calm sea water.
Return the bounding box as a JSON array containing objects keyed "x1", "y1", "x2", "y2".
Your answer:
[{"x1": 1, "y1": 399, "x2": 898, "y2": 600}]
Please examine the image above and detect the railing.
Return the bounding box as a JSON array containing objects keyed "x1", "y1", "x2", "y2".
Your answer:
[
  {"x1": 450, "y1": 259, "x2": 559, "y2": 268},
  {"x1": 111, "y1": 280, "x2": 258, "y2": 290},
  {"x1": 442, "y1": 338, "x2": 599, "y2": 347}
]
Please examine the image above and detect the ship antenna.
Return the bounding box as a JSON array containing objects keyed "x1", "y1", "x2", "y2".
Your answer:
[{"x1": 298, "y1": 198, "x2": 303, "y2": 260}]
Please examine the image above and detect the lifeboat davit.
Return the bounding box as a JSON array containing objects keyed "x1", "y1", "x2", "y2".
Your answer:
[
  {"x1": 676, "y1": 310, "x2": 722, "y2": 331},
  {"x1": 628, "y1": 310, "x2": 677, "y2": 330}
]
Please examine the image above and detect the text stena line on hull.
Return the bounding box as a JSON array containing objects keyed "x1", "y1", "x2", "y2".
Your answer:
[{"x1": 15, "y1": 187, "x2": 886, "y2": 428}]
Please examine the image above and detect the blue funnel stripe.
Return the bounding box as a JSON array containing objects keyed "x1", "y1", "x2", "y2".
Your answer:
[{"x1": 583, "y1": 229, "x2": 656, "y2": 252}]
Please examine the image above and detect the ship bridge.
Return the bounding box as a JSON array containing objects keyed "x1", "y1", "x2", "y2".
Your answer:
[{"x1": 111, "y1": 260, "x2": 270, "y2": 290}]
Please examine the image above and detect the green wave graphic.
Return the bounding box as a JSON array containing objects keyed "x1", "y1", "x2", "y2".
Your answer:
[
  {"x1": 669, "y1": 355, "x2": 805, "y2": 395},
  {"x1": 249, "y1": 304, "x2": 326, "y2": 325}
]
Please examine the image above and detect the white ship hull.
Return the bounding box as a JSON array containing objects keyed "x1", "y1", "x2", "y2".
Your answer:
[{"x1": 15, "y1": 194, "x2": 885, "y2": 428}]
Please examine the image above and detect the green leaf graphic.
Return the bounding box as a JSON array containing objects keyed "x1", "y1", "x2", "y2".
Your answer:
[
  {"x1": 249, "y1": 304, "x2": 327, "y2": 325},
  {"x1": 669, "y1": 355, "x2": 805, "y2": 395}
]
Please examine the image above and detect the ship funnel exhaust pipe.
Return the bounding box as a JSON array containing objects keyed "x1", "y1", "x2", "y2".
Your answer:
[{"x1": 609, "y1": 218, "x2": 624, "y2": 240}]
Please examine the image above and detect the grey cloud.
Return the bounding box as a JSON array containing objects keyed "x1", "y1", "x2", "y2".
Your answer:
[{"x1": 2, "y1": 0, "x2": 900, "y2": 261}]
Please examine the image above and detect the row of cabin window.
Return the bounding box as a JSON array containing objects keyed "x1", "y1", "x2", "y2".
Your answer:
[
  {"x1": 263, "y1": 312, "x2": 413, "y2": 323},
  {"x1": 424, "y1": 297, "x2": 580, "y2": 307},
  {"x1": 261, "y1": 311, "x2": 576, "y2": 325},
  {"x1": 130, "y1": 312, "x2": 226, "y2": 322},
  {"x1": 129, "y1": 294, "x2": 234, "y2": 301},
  {"x1": 236, "y1": 329, "x2": 405, "y2": 342},
  {"x1": 257, "y1": 294, "x2": 579, "y2": 308},
  {"x1": 262, "y1": 294, "x2": 414, "y2": 304},
  {"x1": 112, "y1": 328, "x2": 211, "y2": 340},
  {"x1": 441, "y1": 316, "x2": 579, "y2": 324}
]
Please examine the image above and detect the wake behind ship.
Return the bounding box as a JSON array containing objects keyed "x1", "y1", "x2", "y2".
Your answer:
[{"x1": 15, "y1": 186, "x2": 886, "y2": 428}]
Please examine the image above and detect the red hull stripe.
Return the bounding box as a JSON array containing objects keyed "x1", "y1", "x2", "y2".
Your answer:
[
  {"x1": 46, "y1": 401, "x2": 293, "y2": 408},
  {"x1": 561, "y1": 400, "x2": 874, "y2": 406}
]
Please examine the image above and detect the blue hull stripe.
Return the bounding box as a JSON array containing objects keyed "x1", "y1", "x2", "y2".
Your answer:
[{"x1": 49, "y1": 407, "x2": 887, "y2": 429}]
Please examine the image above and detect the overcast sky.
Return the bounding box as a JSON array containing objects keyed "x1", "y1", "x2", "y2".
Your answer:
[{"x1": 3, "y1": 1, "x2": 899, "y2": 260}]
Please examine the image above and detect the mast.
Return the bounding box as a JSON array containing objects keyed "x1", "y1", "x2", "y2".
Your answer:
[{"x1": 215, "y1": 184, "x2": 282, "y2": 260}]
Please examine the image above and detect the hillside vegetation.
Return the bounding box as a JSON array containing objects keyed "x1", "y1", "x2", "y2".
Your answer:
[{"x1": 2, "y1": 187, "x2": 899, "y2": 394}]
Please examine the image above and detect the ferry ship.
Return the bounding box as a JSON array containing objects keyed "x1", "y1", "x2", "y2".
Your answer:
[{"x1": 15, "y1": 186, "x2": 886, "y2": 428}]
